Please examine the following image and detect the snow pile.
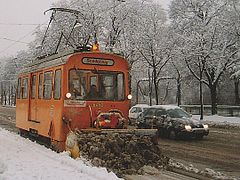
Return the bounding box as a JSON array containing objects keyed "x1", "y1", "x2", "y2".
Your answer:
[
  {"x1": 0, "y1": 128, "x2": 120, "y2": 180},
  {"x1": 77, "y1": 132, "x2": 169, "y2": 177},
  {"x1": 169, "y1": 159, "x2": 238, "y2": 180},
  {"x1": 193, "y1": 115, "x2": 240, "y2": 128}
]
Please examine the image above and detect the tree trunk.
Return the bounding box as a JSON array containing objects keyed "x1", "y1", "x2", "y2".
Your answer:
[
  {"x1": 8, "y1": 84, "x2": 11, "y2": 106},
  {"x1": 3, "y1": 91, "x2": 6, "y2": 105},
  {"x1": 0, "y1": 82, "x2": 3, "y2": 105},
  {"x1": 153, "y1": 68, "x2": 159, "y2": 105},
  {"x1": 148, "y1": 68, "x2": 152, "y2": 106},
  {"x1": 209, "y1": 84, "x2": 218, "y2": 115},
  {"x1": 200, "y1": 79, "x2": 204, "y2": 120},
  {"x1": 234, "y1": 79, "x2": 240, "y2": 105},
  {"x1": 176, "y1": 77, "x2": 181, "y2": 106}
]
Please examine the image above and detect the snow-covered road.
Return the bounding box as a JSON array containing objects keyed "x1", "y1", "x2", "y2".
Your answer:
[{"x1": 0, "y1": 128, "x2": 120, "y2": 180}]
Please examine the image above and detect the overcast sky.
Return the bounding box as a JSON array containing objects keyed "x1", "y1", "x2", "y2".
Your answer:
[{"x1": 0, "y1": 0, "x2": 171, "y2": 58}]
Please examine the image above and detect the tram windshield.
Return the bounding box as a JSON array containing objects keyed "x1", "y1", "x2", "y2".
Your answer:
[{"x1": 69, "y1": 69, "x2": 125, "y2": 101}]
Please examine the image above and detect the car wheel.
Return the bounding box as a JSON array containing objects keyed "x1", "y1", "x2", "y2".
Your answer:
[
  {"x1": 157, "y1": 128, "x2": 165, "y2": 137},
  {"x1": 169, "y1": 129, "x2": 177, "y2": 140},
  {"x1": 137, "y1": 123, "x2": 142, "y2": 129}
]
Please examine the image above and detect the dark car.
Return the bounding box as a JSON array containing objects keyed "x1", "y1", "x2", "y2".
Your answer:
[{"x1": 136, "y1": 105, "x2": 209, "y2": 139}]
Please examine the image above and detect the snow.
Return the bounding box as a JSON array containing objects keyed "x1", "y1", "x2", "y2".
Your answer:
[
  {"x1": 131, "y1": 104, "x2": 149, "y2": 107},
  {"x1": 152, "y1": 104, "x2": 180, "y2": 110},
  {"x1": 193, "y1": 115, "x2": 240, "y2": 127},
  {"x1": 0, "y1": 128, "x2": 120, "y2": 180},
  {"x1": 169, "y1": 159, "x2": 237, "y2": 180}
]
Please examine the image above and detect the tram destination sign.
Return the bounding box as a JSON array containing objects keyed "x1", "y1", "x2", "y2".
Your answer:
[{"x1": 82, "y1": 58, "x2": 114, "y2": 66}]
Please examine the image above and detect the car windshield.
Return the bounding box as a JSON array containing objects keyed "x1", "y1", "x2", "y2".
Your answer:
[
  {"x1": 142, "y1": 108, "x2": 155, "y2": 117},
  {"x1": 166, "y1": 108, "x2": 191, "y2": 118},
  {"x1": 143, "y1": 108, "x2": 149, "y2": 112}
]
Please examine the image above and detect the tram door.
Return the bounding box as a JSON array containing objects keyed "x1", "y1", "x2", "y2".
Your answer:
[{"x1": 29, "y1": 73, "x2": 38, "y2": 122}]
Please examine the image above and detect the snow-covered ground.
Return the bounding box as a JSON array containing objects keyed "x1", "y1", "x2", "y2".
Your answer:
[
  {"x1": 0, "y1": 115, "x2": 239, "y2": 180},
  {"x1": 193, "y1": 115, "x2": 240, "y2": 127},
  {"x1": 0, "y1": 128, "x2": 120, "y2": 180}
]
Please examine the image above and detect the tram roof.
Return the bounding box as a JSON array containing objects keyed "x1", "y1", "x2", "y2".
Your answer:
[{"x1": 19, "y1": 49, "x2": 125, "y2": 74}]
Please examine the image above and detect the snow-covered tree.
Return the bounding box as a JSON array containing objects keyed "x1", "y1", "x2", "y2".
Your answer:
[
  {"x1": 136, "y1": 3, "x2": 173, "y2": 105},
  {"x1": 0, "y1": 51, "x2": 32, "y2": 105},
  {"x1": 169, "y1": 0, "x2": 240, "y2": 114}
]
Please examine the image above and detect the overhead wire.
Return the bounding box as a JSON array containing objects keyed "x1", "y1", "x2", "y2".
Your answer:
[
  {"x1": 0, "y1": 20, "x2": 48, "y2": 54},
  {"x1": 0, "y1": 23, "x2": 47, "y2": 26},
  {"x1": 0, "y1": 38, "x2": 28, "y2": 44},
  {"x1": 0, "y1": 0, "x2": 121, "y2": 55}
]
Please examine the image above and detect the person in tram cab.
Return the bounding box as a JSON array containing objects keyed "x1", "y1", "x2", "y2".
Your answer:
[{"x1": 87, "y1": 84, "x2": 99, "y2": 99}]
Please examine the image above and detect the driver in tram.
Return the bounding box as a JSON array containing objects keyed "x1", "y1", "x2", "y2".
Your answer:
[{"x1": 87, "y1": 84, "x2": 99, "y2": 99}]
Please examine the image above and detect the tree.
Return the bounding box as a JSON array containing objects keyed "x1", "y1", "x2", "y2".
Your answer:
[
  {"x1": 229, "y1": 60, "x2": 240, "y2": 105},
  {"x1": 136, "y1": 3, "x2": 173, "y2": 105},
  {"x1": 228, "y1": 0, "x2": 240, "y2": 105},
  {"x1": 0, "y1": 51, "x2": 31, "y2": 105},
  {"x1": 169, "y1": 0, "x2": 240, "y2": 115}
]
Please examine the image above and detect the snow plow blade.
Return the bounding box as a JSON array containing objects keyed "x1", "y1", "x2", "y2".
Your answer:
[
  {"x1": 65, "y1": 128, "x2": 169, "y2": 177},
  {"x1": 65, "y1": 128, "x2": 158, "y2": 159}
]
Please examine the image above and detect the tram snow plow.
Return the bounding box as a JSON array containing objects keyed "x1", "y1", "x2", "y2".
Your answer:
[
  {"x1": 64, "y1": 109, "x2": 160, "y2": 159},
  {"x1": 65, "y1": 128, "x2": 158, "y2": 158},
  {"x1": 65, "y1": 128, "x2": 168, "y2": 176},
  {"x1": 63, "y1": 106, "x2": 168, "y2": 176}
]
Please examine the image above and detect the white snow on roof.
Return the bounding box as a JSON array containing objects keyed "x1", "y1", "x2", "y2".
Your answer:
[
  {"x1": 0, "y1": 128, "x2": 120, "y2": 180},
  {"x1": 151, "y1": 105, "x2": 180, "y2": 110},
  {"x1": 132, "y1": 104, "x2": 150, "y2": 107}
]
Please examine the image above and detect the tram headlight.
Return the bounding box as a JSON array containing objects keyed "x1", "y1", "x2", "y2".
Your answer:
[
  {"x1": 127, "y1": 94, "x2": 132, "y2": 100},
  {"x1": 66, "y1": 93, "x2": 72, "y2": 99}
]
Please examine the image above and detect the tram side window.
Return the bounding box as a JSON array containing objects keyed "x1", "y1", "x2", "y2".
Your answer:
[
  {"x1": 117, "y1": 73, "x2": 124, "y2": 100},
  {"x1": 38, "y1": 73, "x2": 43, "y2": 99},
  {"x1": 43, "y1": 71, "x2": 53, "y2": 99},
  {"x1": 54, "y1": 69, "x2": 62, "y2": 100},
  {"x1": 31, "y1": 75, "x2": 36, "y2": 99},
  {"x1": 22, "y1": 77, "x2": 28, "y2": 99},
  {"x1": 102, "y1": 75, "x2": 114, "y2": 99},
  {"x1": 69, "y1": 69, "x2": 86, "y2": 99},
  {"x1": 17, "y1": 78, "x2": 21, "y2": 99}
]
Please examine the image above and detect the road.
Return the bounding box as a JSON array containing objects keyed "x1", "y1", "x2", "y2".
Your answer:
[
  {"x1": 159, "y1": 126, "x2": 240, "y2": 178},
  {"x1": 0, "y1": 105, "x2": 239, "y2": 179}
]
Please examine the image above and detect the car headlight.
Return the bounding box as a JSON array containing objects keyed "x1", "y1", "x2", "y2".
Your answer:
[
  {"x1": 185, "y1": 125, "x2": 192, "y2": 131},
  {"x1": 203, "y1": 124, "x2": 209, "y2": 129}
]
